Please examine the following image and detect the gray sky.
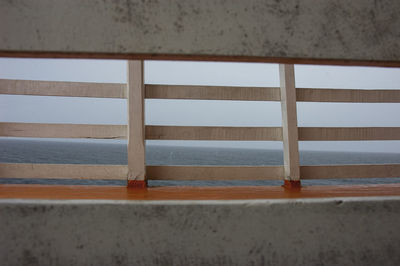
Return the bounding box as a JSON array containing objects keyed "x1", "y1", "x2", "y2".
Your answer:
[{"x1": 0, "y1": 58, "x2": 400, "y2": 153}]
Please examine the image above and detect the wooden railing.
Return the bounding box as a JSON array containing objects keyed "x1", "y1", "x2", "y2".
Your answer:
[{"x1": 0, "y1": 61, "x2": 400, "y2": 187}]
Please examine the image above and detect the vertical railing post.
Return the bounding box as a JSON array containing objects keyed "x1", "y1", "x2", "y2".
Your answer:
[
  {"x1": 279, "y1": 64, "x2": 301, "y2": 189},
  {"x1": 127, "y1": 60, "x2": 147, "y2": 188}
]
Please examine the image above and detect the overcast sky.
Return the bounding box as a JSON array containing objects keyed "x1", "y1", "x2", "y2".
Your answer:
[{"x1": 0, "y1": 58, "x2": 399, "y2": 153}]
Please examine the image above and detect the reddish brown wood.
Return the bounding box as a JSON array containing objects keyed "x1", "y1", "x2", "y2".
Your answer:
[
  {"x1": 0, "y1": 51, "x2": 399, "y2": 68},
  {"x1": 283, "y1": 180, "x2": 302, "y2": 190},
  {"x1": 0, "y1": 184, "x2": 399, "y2": 200},
  {"x1": 127, "y1": 180, "x2": 147, "y2": 188}
]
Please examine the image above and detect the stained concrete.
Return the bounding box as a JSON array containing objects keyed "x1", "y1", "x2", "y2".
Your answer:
[
  {"x1": 1, "y1": 0, "x2": 399, "y2": 64},
  {"x1": 1, "y1": 197, "x2": 399, "y2": 266}
]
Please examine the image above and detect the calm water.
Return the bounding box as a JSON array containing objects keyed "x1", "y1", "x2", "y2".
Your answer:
[{"x1": 1, "y1": 138, "x2": 400, "y2": 186}]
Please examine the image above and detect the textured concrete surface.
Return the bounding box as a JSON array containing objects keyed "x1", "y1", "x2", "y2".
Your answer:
[
  {"x1": 1, "y1": 0, "x2": 400, "y2": 64},
  {"x1": 1, "y1": 197, "x2": 399, "y2": 266}
]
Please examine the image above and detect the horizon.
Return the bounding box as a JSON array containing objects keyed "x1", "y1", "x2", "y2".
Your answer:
[{"x1": 1, "y1": 137, "x2": 400, "y2": 155}]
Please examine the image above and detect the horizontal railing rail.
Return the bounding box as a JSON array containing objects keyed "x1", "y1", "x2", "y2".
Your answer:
[
  {"x1": 145, "y1": 126, "x2": 283, "y2": 141},
  {"x1": 0, "y1": 62, "x2": 399, "y2": 187},
  {"x1": 0, "y1": 163, "x2": 127, "y2": 180},
  {"x1": 0, "y1": 163, "x2": 284, "y2": 181},
  {"x1": 297, "y1": 88, "x2": 400, "y2": 103},
  {"x1": 300, "y1": 164, "x2": 400, "y2": 179},
  {"x1": 0, "y1": 79, "x2": 126, "y2": 98},
  {"x1": 2, "y1": 79, "x2": 400, "y2": 103},
  {"x1": 298, "y1": 127, "x2": 400, "y2": 141},
  {"x1": 146, "y1": 166, "x2": 283, "y2": 180},
  {"x1": 0, "y1": 122, "x2": 126, "y2": 139},
  {"x1": 145, "y1": 84, "x2": 281, "y2": 101}
]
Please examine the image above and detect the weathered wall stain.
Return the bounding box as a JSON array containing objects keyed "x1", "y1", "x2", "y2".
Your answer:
[
  {"x1": 1, "y1": 198, "x2": 400, "y2": 265},
  {"x1": 0, "y1": 0, "x2": 399, "y2": 63}
]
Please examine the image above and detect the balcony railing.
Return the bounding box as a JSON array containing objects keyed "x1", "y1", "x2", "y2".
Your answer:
[{"x1": 0, "y1": 62, "x2": 399, "y2": 187}]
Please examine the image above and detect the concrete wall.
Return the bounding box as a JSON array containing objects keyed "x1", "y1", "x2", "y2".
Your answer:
[
  {"x1": 1, "y1": 0, "x2": 399, "y2": 64},
  {"x1": 1, "y1": 197, "x2": 399, "y2": 266}
]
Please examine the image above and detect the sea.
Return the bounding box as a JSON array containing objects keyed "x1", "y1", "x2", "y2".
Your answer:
[{"x1": 1, "y1": 138, "x2": 400, "y2": 186}]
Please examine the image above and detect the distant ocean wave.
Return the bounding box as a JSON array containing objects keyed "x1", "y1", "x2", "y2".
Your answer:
[{"x1": 1, "y1": 138, "x2": 400, "y2": 186}]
